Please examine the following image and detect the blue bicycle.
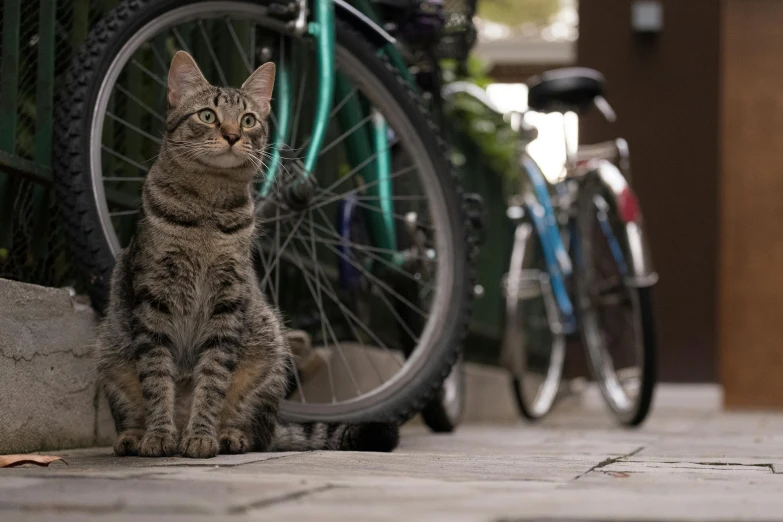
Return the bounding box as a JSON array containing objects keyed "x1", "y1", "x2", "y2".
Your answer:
[{"x1": 453, "y1": 68, "x2": 658, "y2": 426}]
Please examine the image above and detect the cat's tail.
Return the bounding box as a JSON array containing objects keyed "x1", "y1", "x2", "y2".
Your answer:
[{"x1": 270, "y1": 421, "x2": 399, "y2": 452}]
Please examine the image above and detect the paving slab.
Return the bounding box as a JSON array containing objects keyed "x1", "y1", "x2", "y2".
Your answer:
[
  {"x1": 2, "y1": 385, "x2": 783, "y2": 521},
  {"x1": 638, "y1": 433, "x2": 783, "y2": 459},
  {"x1": 220, "y1": 450, "x2": 599, "y2": 483}
]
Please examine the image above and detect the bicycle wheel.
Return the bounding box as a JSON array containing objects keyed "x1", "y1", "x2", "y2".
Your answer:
[
  {"x1": 575, "y1": 180, "x2": 656, "y2": 426},
  {"x1": 53, "y1": 0, "x2": 473, "y2": 424},
  {"x1": 502, "y1": 221, "x2": 566, "y2": 420},
  {"x1": 342, "y1": 189, "x2": 465, "y2": 433},
  {"x1": 419, "y1": 356, "x2": 465, "y2": 432}
]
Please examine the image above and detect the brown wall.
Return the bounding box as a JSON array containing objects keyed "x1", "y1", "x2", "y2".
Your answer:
[
  {"x1": 578, "y1": 0, "x2": 720, "y2": 382},
  {"x1": 720, "y1": 0, "x2": 783, "y2": 408}
]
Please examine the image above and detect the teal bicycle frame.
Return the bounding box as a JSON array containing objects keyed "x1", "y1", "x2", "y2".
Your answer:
[{"x1": 261, "y1": 0, "x2": 414, "y2": 259}]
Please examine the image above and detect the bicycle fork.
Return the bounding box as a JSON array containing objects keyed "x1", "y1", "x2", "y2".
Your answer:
[{"x1": 262, "y1": 0, "x2": 398, "y2": 255}]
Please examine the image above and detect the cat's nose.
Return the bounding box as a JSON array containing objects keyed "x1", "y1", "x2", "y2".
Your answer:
[{"x1": 222, "y1": 132, "x2": 240, "y2": 146}]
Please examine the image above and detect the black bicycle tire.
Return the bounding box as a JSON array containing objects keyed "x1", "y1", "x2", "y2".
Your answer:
[
  {"x1": 52, "y1": 0, "x2": 474, "y2": 425},
  {"x1": 583, "y1": 285, "x2": 656, "y2": 427},
  {"x1": 420, "y1": 356, "x2": 465, "y2": 432},
  {"x1": 575, "y1": 189, "x2": 656, "y2": 427},
  {"x1": 623, "y1": 285, "x2": 656, "y2": 426}
]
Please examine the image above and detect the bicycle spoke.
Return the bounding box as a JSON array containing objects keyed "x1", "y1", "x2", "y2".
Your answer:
[
  {"x1": 317, "y1": 186, "x2": 433, "y2": 231},
  {"x1": 312, "y1": 206, "x2": 435, "y2": 293},
  {"x1": 295, "y1": 86, "x2": 359, "y2": 154},
  {"x1": 148, "y1": 41, "x2": 169, "y2": 75},
  {"x1": 353, "y1": 194, "x2": 427, "y2": 202},
  {"x1": 259, "y1": 231, "x2": 316, "y2": 404},
  {"x1": 291, "y1": 221, "x2": 427, "y2": 319},
  {"x1": 289, "y1": 58, "x2": 308, "y2": 151},
  {"x1": 131, "y1": 59, "x2": 167, "y2": 88},
  {"x1": 308, "y1": 213, "x2": 336, "y2": 402},
  {"x1": 115, "y1": 84, "x2": 165, "y2": 122},
  {"x1": 293, "y1": 230, "x2": 388, "y2": 383},
  {"x1": 254, "y1": 238, "x2": 276, "y2": 301},
  {"x1": 171, "y1": 27, "x2": 192, "y2": 54},
  {"x1": 101, "y1": 145, "x2": 150, "y2": 174},
  {"x1": 295, "y1": 218, "x2": 363, "y2": 397},
  {"x1": 274, "y1": 206, "x2": 281, "y2": 308},
  {"x1": 278, "y1": 244, "x2": 334, "y2": 403},
  {"x1": 309, "y1": 208, "x2": 370, "y2": 391},
  {"x1": 361, "y1": 164, "x2": 419, "y2": 194},
  {"x1": 318, "y1": 113, "x2": 373, "y2": 156},
  {"x1": 225, "y1": 18, "x2": 253, "y2": 74},
  {"x1": 256, "y1": 207, "x2": 298, "y2": 223},
  {"x1": 291, "y1": 226, "x2": 426, "y2": 259},
  {"x1": 313, "y1": 165, "x2": 419, "y2": 208},
  {"x1": 109, "y1": 209, "x2": 140, "y2": 217},
  {"x1": 286, "y1": 224, "x2": 403, "y2": 369},
  {"x1": 253, "y1": 206, "x2": 280, "y2": 302},
  {"x1": 289, "y1": 234, "x2": 389, "y2": 384},
  {"x1": 313, "y1": 206, "x2": 423, "y2": 342},
  {"x1": 290, "y1": 224, "x2": 423, "y2": 349},
  {"x1": 197, "y1": 19, "x2": 228, "y2": 86},
  {"x1": 311, "y1": 141, "x2": 405, "y2": 208},
  {"x1": 105, "y1": 112, "x2": 162, "y2": 145},
  {"x1": 309, "y1": 256, "x2": 337, "y2": 401},
  {"x1": 259, "y1": 212, "x2": 305, "y2": 289},
  {"x1": 103, "y1": 177, "x2": 146, "y2": 182}
]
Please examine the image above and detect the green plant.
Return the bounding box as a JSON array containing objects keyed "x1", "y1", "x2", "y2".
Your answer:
[{"x1": 441, "y1": 57, "x2": 521, "y2": 183}]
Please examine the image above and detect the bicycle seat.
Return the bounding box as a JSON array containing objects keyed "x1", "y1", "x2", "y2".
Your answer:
[{"x1": 526, "y1": 68, "x2": 605, "y2": 114}]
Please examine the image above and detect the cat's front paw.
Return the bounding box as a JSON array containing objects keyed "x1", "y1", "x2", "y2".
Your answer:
[
  {"x1": 220, "y1": 428, "x2": 251, "y2": 454},
  {"x1": 180, "y1": 433, "x2": 219, "y2": 458},
  {"x1": 139, "y1": 430, "x2": 178, "y2": 457},
  {"x1": 113, "y1": 429, "x2": 145, "y2": 456}
]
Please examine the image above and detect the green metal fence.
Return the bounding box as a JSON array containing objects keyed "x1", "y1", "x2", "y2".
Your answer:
[{"x1": 0, "y1": 0, "x2": 117, "y2": 288}]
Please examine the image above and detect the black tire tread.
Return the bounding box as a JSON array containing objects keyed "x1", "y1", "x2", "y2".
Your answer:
[
  {"x1": 624, "y1": 286, "x2": 656, "y2": 426},
  {"x1": 575, "y1": 183, "x2": 656, "y2": 427},
  {"x1": 420, "y1": 358, "x2": 465, "y2": 432}
]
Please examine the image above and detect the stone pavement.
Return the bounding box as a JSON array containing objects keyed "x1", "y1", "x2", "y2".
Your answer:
[{"x1": 2, "y1": 385, "x2": 782, "y2": 521}]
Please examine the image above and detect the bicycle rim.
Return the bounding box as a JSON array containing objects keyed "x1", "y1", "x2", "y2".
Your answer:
[
  {"x1": 504, "y1": 222, "x2": 565, "y2": 420},
  {"x1": 577, "y1": 187, "x2": 648, "y2": 424},
  {"x1": 86, "y1": 1, "x2": 464, "y2": 421}
]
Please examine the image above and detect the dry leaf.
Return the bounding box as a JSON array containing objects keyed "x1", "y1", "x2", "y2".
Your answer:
[{"x1": 0, "y1": 455, "x2": 65, "y2": 468}]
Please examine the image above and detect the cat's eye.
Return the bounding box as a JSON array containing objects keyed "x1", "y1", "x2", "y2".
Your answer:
[
  {"x1": 198, "y1": 109, "x2": 216, "y2": 124},
  {"x1": 241, "y1": 114, "x2": 256, "y2": 128}
]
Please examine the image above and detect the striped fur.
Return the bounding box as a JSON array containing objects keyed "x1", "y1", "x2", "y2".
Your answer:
[{"x1": 97, "y1": 51, "x2": 398, "y2": 458}]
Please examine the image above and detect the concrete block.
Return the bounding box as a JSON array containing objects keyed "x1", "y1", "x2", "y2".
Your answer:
[{"x1": 0, "y1": 278, "x2": 112, "y2": 453}]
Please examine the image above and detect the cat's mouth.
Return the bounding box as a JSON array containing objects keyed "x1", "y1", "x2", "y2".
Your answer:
[{"x1": 199, "y1": 149, "x2": 252, "y2": 170}]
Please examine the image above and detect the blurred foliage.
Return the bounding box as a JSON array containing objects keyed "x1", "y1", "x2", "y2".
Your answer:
[
  {"x1": 441, "y1": 56, "x2": 521, "y2": 183},
  {"x1": 477, "y1": 0, "x2": 561, "y2": 27}
]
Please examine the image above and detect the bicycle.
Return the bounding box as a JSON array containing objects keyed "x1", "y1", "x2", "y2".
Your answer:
[
  {"x1": 52, "y1": 0, "x2": 476, "y2": 425},
  {"x1": 478, "y1": 67, "x2": 657, "y2": 426}
]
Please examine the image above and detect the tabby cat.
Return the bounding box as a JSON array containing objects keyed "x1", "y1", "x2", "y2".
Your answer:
[{"x1": 96, "y1": 51, "x2": 398, "y2": 458}]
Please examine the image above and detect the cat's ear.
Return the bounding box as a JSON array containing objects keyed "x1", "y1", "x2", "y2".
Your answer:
[
  {"x1": 241, "y1": 62, "x2": 276, "y2": 110},
  {"x1": 168, "y1": 51, "x2": 209, "y2": 108}
]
